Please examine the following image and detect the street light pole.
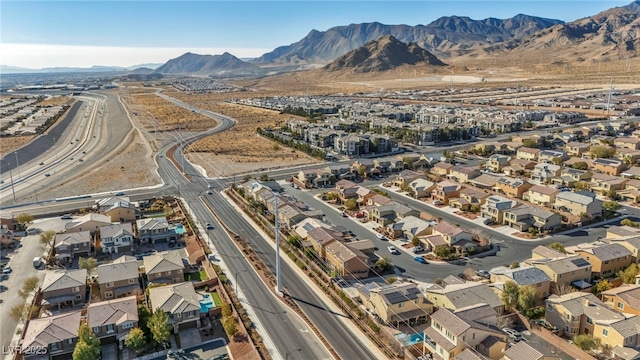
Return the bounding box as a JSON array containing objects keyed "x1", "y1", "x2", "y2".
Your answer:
[
  {"x1": 275, "y1": 194, "x2": 282, "y2": 295},
  {"x1": 235, "y1": 269, "x2": 247, "y2": 295},
  {"x1": 14, "y1": 151, "x2": 21, "y2": 180},
  {"x1": 9, "y1": 169, "x2": 17, "y2": 202},
  {"x1": 285, "y1": 348, "x2": 301, "y2": 360}
]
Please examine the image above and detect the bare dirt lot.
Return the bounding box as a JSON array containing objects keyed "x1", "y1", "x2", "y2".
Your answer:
[
  {"x1": 123, "y1": 90, "x2": 215, "y2": 131},
  {"x1": 163, "y1": 93, "x2": 320, "y2": 178},
  {"x1": 36, "y1": 96, "x2": 74, "y2": 106},
  {"x1": 0, "y1": 135, "x2": 35, "y2": 158}
]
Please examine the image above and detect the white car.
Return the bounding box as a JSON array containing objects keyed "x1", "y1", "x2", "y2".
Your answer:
[
  {"x1": 502, "y1": 328, "x2": 522, "y2": 341},
  {"x1": 387, "y1": 246, "x2": 400, "y2": 255}
]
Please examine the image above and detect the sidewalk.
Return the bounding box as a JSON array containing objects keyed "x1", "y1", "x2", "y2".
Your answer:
[{"x1": 220, "y1": 191, "x2": 389, "y2": 360}]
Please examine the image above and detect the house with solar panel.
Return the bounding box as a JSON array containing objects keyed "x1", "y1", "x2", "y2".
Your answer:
[
  {"x1": 357, "y1": 281, "x2": 433, "y2": 327},
  {"x1": 566, "y1": 242, "x2": 632, "y2": 280},
  {"x1": 527, "y1": 255, "x2": 592, "y2": 290}
]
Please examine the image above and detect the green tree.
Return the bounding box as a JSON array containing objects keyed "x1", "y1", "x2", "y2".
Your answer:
[
  {"x1": 517, "y1": 286, "x2": 537, "y2": 311},
  {"x1": 344, "y1": 198, "x2": 358, "y2": 210},
  {"x1": 222, "y1": 316, "x2": 238, "y2": 338},
  {"x1": 357, "y1": 165, "x2": 367, "y2": 177},
  {"x1": 622, "y1": 218, "x2": 640, "y2": 227},
  {"x1": 606, "y1": 189, "x2": 620, "y2": 200},
  {"x1": 18, "y1": 276, "x2": 39, "y2": 299},
  {"x1": 137, "y1": 306, "x2": 152, "y2": 340},
  {"x1": 572, "y1": 334, "x2": 600, "y2": 350},
  {"x1": 573, "y1": 162, "x2": 589, "y2": 170},
  {"x1": 603, "y1": 201, "x2": 621, "y2": 212},
  {"x1": 619, "y1": 263, "x2": 640, "y2": 284},
  {"x1": 79, "y1": 257, "x2": 98, "y2": 273},
  {"x1": 502, "y1": 281, "x2": 519, "y2": 308},
  {"x1": 402, "y1": 157, "x2": 415, "y2": 170},
  {"x1": 287, "y1": 234, "x2": 302, "y2": 248},
  {"x1": 16, "y1": 213, "x2": 34, "y2": 228},
  {"x1": 522, "y1": 140, "x2": 538, "y2": 148},
  {"x1": 590, "y1": 145, "x2": 616, "y2": 159},
  {"x1": 547, "y1": 242, "x2": 565, "y2": 253},
  {"x1": 411, "y1": 237, "x2": 422, "y2": 246},
  {"x1": 124, "y1": 328, "x2": 146, "y2": 352},
  {"x1": 39, "y1": 230, "x2": 57, "y2": 247},
  {"x1": 510, "y1": 261, "x2": 520, "y2": 269},
  {"x1": 148, "y1": 310, "x2": 171, "y2": 345},
  {"x1": 470, "y1": 204, "x2": 481, "y2": 213},
  {"x1": 9, "y1": 304, "x2": 30, "y2": 322},
  {"x1": 592, "y1": 279, "x2": 612, "y2": 297},
  {"x1": 573, "y1": 181, "x2": 590, "y2": 190},
  {"x1": 258, "y1": 174, "x2": 269, "y2": 181},
  {"x1": 73, "y1": 323, "x2": 101, "y2": 360},
  {"x1": 434, "y1": 245, "x2": 453, "y2": 259},
  {"x1": 375, "y1": 257, "x2": 393, "y2": 272}
]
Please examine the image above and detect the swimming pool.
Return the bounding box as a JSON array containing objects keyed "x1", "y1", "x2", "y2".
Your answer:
[
  {"x1": 394, "y1": 332, "x2": 424, "y2": 346},
  {"x1": 174, "y1": 224, "x2": 185, "y2": 235},
  {"x1": 200, "y1": 293, "x2": 214, "y2": 313}
]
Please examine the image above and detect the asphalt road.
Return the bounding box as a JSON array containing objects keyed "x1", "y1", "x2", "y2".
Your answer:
[{"x1": 0, "y1": 218, "x2": 69, "y2": 358}]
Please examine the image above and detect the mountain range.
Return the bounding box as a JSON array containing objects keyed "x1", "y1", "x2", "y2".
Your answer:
[
  {"x1": 153, "y1": 52, "x2": 260, "y2": 75},
  {"x1": 324, "y1": 35, "x2": 446, "y2": 73},
  {"x1": 0, "y1": 63, "x2": 164, "y2": 74}
]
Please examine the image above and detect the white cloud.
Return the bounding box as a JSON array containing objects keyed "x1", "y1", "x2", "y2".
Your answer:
[{"x1": 0, "y1": 43, "x2": 271, "y2": 68}]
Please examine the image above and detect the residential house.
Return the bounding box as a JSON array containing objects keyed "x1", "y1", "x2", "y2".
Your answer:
[
  {"x1": 490, "y1": 266, "x2": 551, "y2": 298},
  {"x1": 136, "y1": 217, "x2": 178, "y2": 244},
  {"x1": 324, "y1": 241, "x2": 369, "y2": 279},
  {"x1": 425, "y1": 281, "x2": 504, "y2": 314},
  {"x1": 615, "y1": 137, "x2": 640, "y2": 150},
  {"x1": 21, "y1": 311, "x2": 81, "y2": 360},
  {"x1": 494, "y1": 177, "x2": 532, "y2": 199},
  {"x1": 371, "y1": 202, "x2": 419, "y2": 226},
  {"x1": 502, "y1": 341, "x2": 561, "y2": 360},
  {"x1": 523, "y1": 185, "x2": 559, "y2": 207},
  {"x1": 324, "y1": 164, "x2": 355, "y2": 180},
  {"x1": 516, "y1": 147, "x2": 541, "y2": 161},
  {"x1": 97, "y1": 255, "x2": 141, "y2": 300},
  {"x1": 64, "y1": 213, "x2": 111, "y2": 233},
  {"x1": 143, "y1": 249, "x2": 186, "y2": 284},
  {"x1": 389, "y1": 216, "x2": 432, "y2": 240},
  {"x1": 484, "y1": 155, "x2": 510, "y2": 173},
  {"x1": 593, "y1": 316, "x2": 640, "y2": 353},
  {"x1": 504, "y1": 159, "x2": 536, "y2": 177},
  {"x1": 277, "y1": 204, "x2": 307, "y2": 227},
  {"x1": 531, "y1": 163, "x2": 561, "y2": 184},
  {"x1": 54, "y1": 231, "x2": 92, "y2": 262},
  {"x1": 450, "y1": 188, "x2": 490, "y2": 211},
  {"x1": 468, "y1": 174, "x2": 500, "y2": 190},
  {"x1": 554, "y1": 191, "x2": 603, "y2": 218},
  {"x1": 529, "y1": 255, "x2": 592, "y2": 290},
  {"x1": 607, "y1": 226, "x2": 640, "y2": 239},
  {"x1": 432, "y1": 162, "x2": 455, "y2": 176},
  {"x1": 431, "y1": 222, "x2": 472, "y2": 246},
  {"x1": 606, "y1": 236, "x2": 640, "y2": 263},
  {"x1": 333, "y1": 179, "x2": 359, "y2": 202},
  {"x1": 0, "y1": 210, "x2": 15, "y2": 230},
  {"x1": 307, "y1": 227, "x2": 343, "y2": 257},
  {"x1": 41, "y1": 269, "x2": 87, "y2": 310},
  {"x1": 99, "y1": 223, "x2": 134, "y2": 254},
  {"x1": 423, "y1": 307, "x2": 507, "y2": 360},
  {"x1": 553, "y1": 167, "x2": 592, "y2": 188},
  {"x1": 593, "y1": 158, "x2": 627, "y2": 176},
  {"x1": 409, "y1": 178, "x2": 436, "y2": 198},
  {"x1": 538, "y1": 150, "x2": 569, "y2": 164},
  {"x1": 95, "y1": 196, "x2": 131, "y2": 211},
  {"x1": 148, "y1": 282, "x2": 202, "y2": 331},
  {"x1": 602, "y1": 284, "x2": 640, "y2": 316},
  {"x1": 103, "y1": 199, "x2": 139, "y2": 223},
  {"x1": 591, "y1": 173, "x2": 628, "y2": 195},
  {"x1": 481, "y1": 196, "x2": 518, "y2": 224},
  {"x1": 531, "y1": 245, "x2": 565, "y2": 260},
  {"x1": 359, "y1": 281, "x2": 434, "y2": 327},
  {"x1": 545, "y1": 292, "x2": 624, "y2": 338},
  {"x1": 367, "y1": 193, "x2": 393, "y2": 207},
  {"x1": 503, "y1": 206, "x2": 562, "y2": 233},
  {"x1": 87, "y1": 296, "x2": 139, "y2": 348},
  {"x1": 449, "y1": 166, "x2": 481, "y2": 183},
  {"x1": 565, "y1": 142, "x2": 592, "y2": 157},
  {"x1": 433, "y1": 181, "x2": 463, "y2": 205},
  {"x1": 293, "y1": 218, "x2": 332, "y2": 239},
  {"x1": 567, "y1": 242, "x2": 632, "y2": 280},
  {"x1": 394, "y1": 169, "x2": 425, "y2": 188}
]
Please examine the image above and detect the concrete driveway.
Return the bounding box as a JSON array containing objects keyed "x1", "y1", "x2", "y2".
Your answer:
[{"x1": 0, "y1": 217, "x2": 70, "y2": 356}]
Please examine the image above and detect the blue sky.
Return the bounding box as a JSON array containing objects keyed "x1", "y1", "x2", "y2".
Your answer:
[{"x1": 0, "y1": 1, "x2": 631, "y2": 68}]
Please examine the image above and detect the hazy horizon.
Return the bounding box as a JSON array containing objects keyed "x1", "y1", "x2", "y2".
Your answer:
[{"x1": 1, "y1": 0, "x2": 632, "y2": 68}]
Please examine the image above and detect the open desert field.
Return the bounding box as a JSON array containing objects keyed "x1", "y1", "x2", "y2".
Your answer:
[
  {"x1": 123, "y1": 90, "x2": 215, "y2": 131},
  {"x1": 36, "y1": 96, "x2": 74, "y2": 106},
  {"x1": 0, "y1": 135, "x2": 35, "y2": 158},
  {"x1": 165, "y1": 92, "x2": 320, "y2": 178}
]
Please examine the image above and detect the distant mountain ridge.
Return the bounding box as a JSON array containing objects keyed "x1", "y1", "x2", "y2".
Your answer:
[
  {"x1": 254, "y1": 14, "x2": 564, "y2": 64},
  {"x1": 153, "y1": 52, "x2": 260, "y2": 74},
  {"x1": 324, "y1": 35, "x2": 446, "y2": 72},
  {"x1": 0, "y1": 63, "x2": 163, "y2": 74}
]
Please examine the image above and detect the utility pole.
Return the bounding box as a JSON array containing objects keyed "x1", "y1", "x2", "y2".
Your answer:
[
  {"x1": 275, "y1": 194, "x2": 282, "y2": 295},
  {"x1": 9, "y1": 170, "x2": 16, "y2": 202},
  {"x1": 14, "y1": 151, "x2": 21, "y2": 180},
  {"x1": 606, "y1": 77, "x2": 613, "y2": 118}
]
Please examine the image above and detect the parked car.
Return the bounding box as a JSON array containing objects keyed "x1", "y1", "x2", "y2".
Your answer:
[
  {"x1": 2, "y1": 266, "x2": 12, "y2": 274},
  {"x1": 387, "y1": 246, "x2": 400, "y2": 255},
  {"x1": 376, "y1": 233, "x2": 387, "y2": 240},
  {"x1": 414, "y1": 256, "x2": 428, "y2": 264},
  {"x1": 502, "y1": 328, "x2": 522, "y2": 342},
  {"x1": 44, "y1": 173, "x2": 50, "y2": 177},
  {"x1": 61, "y1": 214, "x2": 72, "y2": 220},
  {"x1": 477, "y1": 270, "x2": 490, "y2": 278},
  {"x1": 206, "y1": 223, "x2": 214, "y2": 230},
  {"x1": 412, "y1": 245, "x2": 425, "y2": 254},
  {"x1": 115, "y1": 192, "x2": 125, "y2": 196},
  {"x1": 341, "y1": 212, "x2": 348, "y2": 217}
]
